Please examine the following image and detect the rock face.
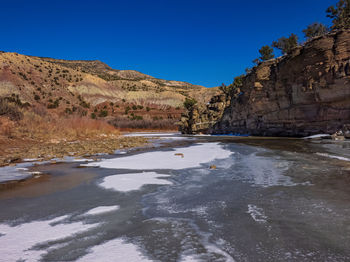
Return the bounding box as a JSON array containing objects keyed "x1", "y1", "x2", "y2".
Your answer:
[
  {"x1": 179, "y1": 93, "x2": 229, "y2": 134},
  {"x1": 207, "y1": 30, "x2": 350, "y2": 136}
]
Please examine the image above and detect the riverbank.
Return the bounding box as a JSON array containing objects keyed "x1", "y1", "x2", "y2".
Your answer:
[{"x1": 0, "y1": 135, "x2": 148, "y2": 167}]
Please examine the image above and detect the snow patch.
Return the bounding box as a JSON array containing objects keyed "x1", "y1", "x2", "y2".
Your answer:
[
  {"x1": 124, "y1": 132, "x2": 180, "y2": 137},
  {"x1": 99, "y1": 172, "x2": 172, "y2": 192},
  {"x1": 316, "y1": 152, "x2": 350, "y2": 162},
  {"x1": 303, "y1": 134, "x2": 331, "y2": 139},
  {"x1": 85, "y1": 143, "x2": 232, "y2": 170},
  {"x1": 247, "y1": 205, "x2": 267, "y2": 223},
  {"x1": 0, "y1": 216, "x2": 99, "y2": 262},
  {"x1": 83, "y1": 206, "x2": 120, "y2": 216},
  {"x1": 77, "y1": 238, "x2": 151, "y2": 262}
]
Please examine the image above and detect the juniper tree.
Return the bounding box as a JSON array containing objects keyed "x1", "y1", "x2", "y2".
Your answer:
[
  {"x1": 258, "y1": 45, "x2": 274, "y2": 61},
  {"x1": 326, "y1": 0, "x2": 350, "y2": 29},
  {"x1": 272, "y1": 34, "x2": 298, "y2": 55},
  {"x1": 303, "y1": 22, "x2": 329, "y2": 39}
]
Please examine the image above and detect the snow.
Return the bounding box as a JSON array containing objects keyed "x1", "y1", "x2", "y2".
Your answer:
[
  {"x1": 83, "y1": 206, "x2": 120, "y2": 216},
  {"x1": 316, "y1": 152, "x2": 350, "y2": 162},
  {"x1": 124, "y1": 132, "x2": 180, "y2": 137},
  {"x1": 303, "y1": 134, "x2": 331, "y2": 139},
  {"x1": 0, "y1": 216, "x2": 98, "y2": 262},
  {"x1": 77, "y1": 238, "x2": 152, "y2": 262},
  {"x1": 99, "y1": 172, "x2": 172, "y2": 192},
  {"x1": 247, "y1": 204, "x2": 267, "y2": 223},
  {"x1": 85, "y1": 143, "x2": 232, "y2": 170}
]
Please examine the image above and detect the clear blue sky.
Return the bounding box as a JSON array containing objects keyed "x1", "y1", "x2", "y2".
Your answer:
[{"x1": 1, "y1": 0, "x2": 335, "y2": 87}]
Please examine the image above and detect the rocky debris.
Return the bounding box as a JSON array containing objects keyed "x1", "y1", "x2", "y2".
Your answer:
[
  {"x1": 174, "y1": 153, "x2": 184, "y2": 158},
  {"x1": 183, "y1": 29, "x2": 350, "y2": 137}
]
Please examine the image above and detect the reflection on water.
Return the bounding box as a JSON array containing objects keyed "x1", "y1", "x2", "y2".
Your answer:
[{"x1": 0, "y1": 136, "x2": 350, "y2": 261}]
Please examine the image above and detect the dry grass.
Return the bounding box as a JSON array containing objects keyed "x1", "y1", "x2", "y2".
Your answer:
[
  {"x1": 14, "y1": 111, "x2": 119, "y2": 142},
  {"x1": 0, "y1": 102, "x2": 120, "y2": 143},
  {"x1": 109, "y1": 116, "x2": 176, "y2": 130}
]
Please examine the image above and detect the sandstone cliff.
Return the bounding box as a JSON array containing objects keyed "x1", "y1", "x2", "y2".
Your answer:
[{"x1": 182, "y1": 29, "x2": 350, "y2": 136}]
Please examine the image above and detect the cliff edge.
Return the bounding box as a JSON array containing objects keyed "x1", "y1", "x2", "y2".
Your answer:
[{"x1": 182, "y1": 30, "x2": 350, "y2": 136}]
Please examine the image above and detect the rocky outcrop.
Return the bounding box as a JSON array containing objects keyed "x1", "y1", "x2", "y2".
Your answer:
[
  {"x1": 195, "y1": 29, "x2": 350, "y2": 136},
  {"x1": 179, "y1": 93, "x2": 229, "y2": 134}
]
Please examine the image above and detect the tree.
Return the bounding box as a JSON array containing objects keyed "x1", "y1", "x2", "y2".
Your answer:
[
  {"x1": 183, "y1": 97, "x2": 197, "y2": 110},
  {"x1": 258, "y1": 45, "x2": 274, "y2": 61},
  {"x1": 272, "y1": 34, "x2": 298, "y2": 55},
  {"x1": 232, "y1": 75, "x2": 244, "y2": 88},
  {"x1": 326, "y1": 0, "x2": 350, "y2": 29},
  {"x1": 252, "y1": 58, "x2": 260, "y2": 66},
  {"x1": 303, "y1": 22, "x2": 329, "y2": 39},
  {"x1": 219, "y1": 83, "x2": 230, "y2": 96}
]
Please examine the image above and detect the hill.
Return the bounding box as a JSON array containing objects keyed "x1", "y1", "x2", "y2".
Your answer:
[{"x1": 0, "y1": 52, "x2": 218, "y2": 129}]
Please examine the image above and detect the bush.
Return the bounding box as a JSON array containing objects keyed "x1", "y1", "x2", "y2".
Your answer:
[
  {"x1": 132, "y1": 105, "x2": 138, "y2": 110},
  {"x1": 91, "y1": 112, "x2": 96, "y2": 119},
  {"x1": 109, "y1": 116, "x2": 176, "y2": 130},
  {"x1": 98, "y1": 110, "x2": 108, "y2": 117},
  {"x1": 34, "y1": 94, "x2": 40, "y2": 101},
  {"x1": 0, "y1": 98, "x2": 23, "y2": 121},
  {"x1": 183, "y1": 97, "x2": 197, "y2": 110},
  {"x1": 65, "y1": 108, "x2": 72, "y2": 114},
  {"x1": 80, "y1": 100, "x2": 90, "y2": 108}
]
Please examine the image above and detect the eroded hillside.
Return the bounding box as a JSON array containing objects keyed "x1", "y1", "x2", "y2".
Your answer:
[{"x1": 0, "y1": 52, "x2": 217, "y2": 129}]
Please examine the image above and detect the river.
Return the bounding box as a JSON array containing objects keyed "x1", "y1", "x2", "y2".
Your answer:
[{"x1": 0, "y1": 134, "x2": 350, "y2": 261}]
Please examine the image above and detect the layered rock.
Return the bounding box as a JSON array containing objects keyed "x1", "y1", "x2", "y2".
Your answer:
[
  {"x1": 179, "y1": 93, "x2": 229, "y2": 134},
  {"x1": 192, "y1": 29, "x2": 350, "y2": 136}
]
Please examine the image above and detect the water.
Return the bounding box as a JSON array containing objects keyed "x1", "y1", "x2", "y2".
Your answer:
[{"x1": 0, "y1": 135, "x2": 350, "y2": 261}]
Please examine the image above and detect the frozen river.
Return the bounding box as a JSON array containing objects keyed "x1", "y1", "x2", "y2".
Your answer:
[{"x1": 0, "y1": 134, "x2": 350, "y2": 261}]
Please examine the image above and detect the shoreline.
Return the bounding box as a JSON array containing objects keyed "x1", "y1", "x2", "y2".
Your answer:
[{"x1": 0, "y1": 131, "x2": 180, "y2": 188}]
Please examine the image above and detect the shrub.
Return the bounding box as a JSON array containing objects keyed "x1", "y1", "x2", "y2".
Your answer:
[
  {"x1": 34, "y1": 94, "x2": 40, "y2": 101},
  {"x1": 183, "y1": 97, "x2": 197, "y2": 110},
  {"x1": 98, "y1": 110, "x2": 108, "y2": 117},
  {"x1": 91, "y1": 112, "x2": 96, "y2": 119},
  {"x1": 80, "y1": 100, "x2": 90, "y2": 108},
  {"x1": 0, "y1": 98, "x2": 23, "y2": 121},
  {"x1": 109, "y1": 116, "x2": 176, "y2": 130},
  {"x1": 65, "y1": 108, "x2": 72, "y2": 114},
  {"x1": 132, "y1": 105, "x2": 138, "y2": 110}
]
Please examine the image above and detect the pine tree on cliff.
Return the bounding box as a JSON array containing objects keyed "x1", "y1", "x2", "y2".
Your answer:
[
  {"x1": 326, "y1": 0, "x2": 350, "y2": 29},
  {"x1": 272, "y1": 34, "x2": 298, "y2": 55},
  {"x1": 303, "y1": 22, "x2": 329, "y2": 39},
  {"x1": 258, "y1": 45, "x2": 274, "y2": 61}
]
